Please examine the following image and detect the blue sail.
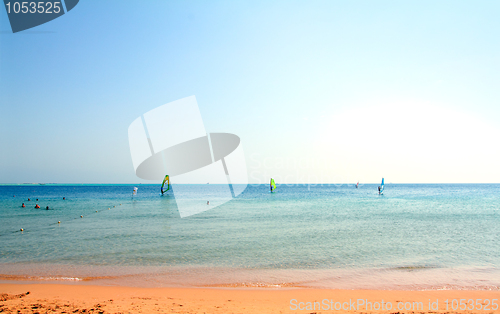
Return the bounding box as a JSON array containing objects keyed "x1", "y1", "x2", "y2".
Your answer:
[{"x1": 380, "y1": 178, "x2": 385, "y2": 194}]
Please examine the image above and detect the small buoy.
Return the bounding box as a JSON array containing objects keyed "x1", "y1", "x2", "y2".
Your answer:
[
  {"x1": 113, "y1": 206, "x2": 115, "y2": 207},
  {"x1": 80, "y1": 215, "x2": 83, "y2": 218},
  {"x1": 20, "y1": 228, "x2": 24, "y2": 231},
  {"x1": 58, "y1": 221, "x2": 61, "y2": 224},
  {"x1": 95, "y1": 210, "x2": 98, "y2": 213}
]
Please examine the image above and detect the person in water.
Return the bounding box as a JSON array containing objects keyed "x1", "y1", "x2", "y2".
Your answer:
[
  {"x1": 46, "y1": 206, "x2": 50, "y2": 210},
  {"x1": 378, "y1": 186, "x2": 381, "y2": 194},
  {"x1": 35, "y1": 204, "x2": 40, "y2": 209},
  {"x1": 63, "y1": 197, "x2": 65, "y2": 200},
  {"x1": 22, "y1": 203, "x2": 25, "y2": 208},
  {"x1": 207, "y1": 201, "x2": 210, "y2": 205}
]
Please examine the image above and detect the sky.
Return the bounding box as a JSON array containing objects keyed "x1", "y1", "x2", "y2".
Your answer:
[{"x1": 1, "y1": 1, "x2": 500, "y2": 184}]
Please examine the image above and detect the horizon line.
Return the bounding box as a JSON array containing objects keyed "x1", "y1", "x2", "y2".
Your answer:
[{"x1": 1, "y1": 182, "x2": 499, "y2": 185}]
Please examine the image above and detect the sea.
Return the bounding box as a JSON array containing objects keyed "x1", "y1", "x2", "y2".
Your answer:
[{"x1": 0, "y1": 184, "x2": 499, "y2": 290}]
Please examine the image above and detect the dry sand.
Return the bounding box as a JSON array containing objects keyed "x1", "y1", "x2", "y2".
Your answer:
[{"x1": 1, "y1": 283, "x2": 499, "y2": 313}]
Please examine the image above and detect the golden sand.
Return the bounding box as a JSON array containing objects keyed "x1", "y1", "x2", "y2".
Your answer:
[{"x1": 1, "y1": 283, "x2": 499, "y2": 313}]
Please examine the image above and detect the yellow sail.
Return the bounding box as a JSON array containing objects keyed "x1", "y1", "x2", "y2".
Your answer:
[{"x1": 161, "y1": 175, "x2": 170, "y2": 195}]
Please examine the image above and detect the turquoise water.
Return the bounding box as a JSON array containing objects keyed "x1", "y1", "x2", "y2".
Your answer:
[{"x1": 0, "y1": 184, "x2": 499, "y2": 289}]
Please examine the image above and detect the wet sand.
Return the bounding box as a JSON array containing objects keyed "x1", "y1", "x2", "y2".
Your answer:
[{"x1": 1, "y1": 283, "x2": 499, "y2": 313}]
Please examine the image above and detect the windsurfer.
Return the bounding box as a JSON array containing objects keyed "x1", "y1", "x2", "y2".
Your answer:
[
  {"x1": 270, "y1": 178, "x2": 276, "y2": 192},
  {"x1": 161, "y1": 175, "x2": 170, "y2": 195}
]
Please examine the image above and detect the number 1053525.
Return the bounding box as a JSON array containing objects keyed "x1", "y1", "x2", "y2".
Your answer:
[
  {"x1": 5, "y1": 2, "x2": 62, "y2": 14},
  {"x1": 445, "y1": 299, "x2": 498, "y2": 311}
]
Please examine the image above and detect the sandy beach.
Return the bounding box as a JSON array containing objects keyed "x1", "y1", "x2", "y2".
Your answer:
[{"x1": 1, "y1": 283, "x2": 499, "y2": 313}]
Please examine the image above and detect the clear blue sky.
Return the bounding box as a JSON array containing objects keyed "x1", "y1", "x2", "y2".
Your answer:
[{"x1": 1, "y1": 1, "x2": 500, "y2": 184}]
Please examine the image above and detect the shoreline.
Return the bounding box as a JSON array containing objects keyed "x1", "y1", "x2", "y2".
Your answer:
[
  {"x1": 1, "y1": 277, "x2": 500, "y2": 291},
  {"x1": 1, "y1": 283, "x2": 500, "y2": 313},
  {"x1": 1, "y1": 264, "x2": 499, "y2": 291}
]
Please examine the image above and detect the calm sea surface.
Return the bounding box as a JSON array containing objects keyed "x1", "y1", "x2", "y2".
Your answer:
[{"x1": 0, "y1": 184, "x2": 499, "y2": 289}]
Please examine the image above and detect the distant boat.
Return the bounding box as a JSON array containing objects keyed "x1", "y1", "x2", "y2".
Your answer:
[
  {"x1": 270, "y1": 178, "x2": 277, "y2": 193},
  {"x1": 378, "y1": 178, "x2": 384, "y2": 195},
  {"x1": 161, "y1": 175, "x2": 170, "y2": 195}
]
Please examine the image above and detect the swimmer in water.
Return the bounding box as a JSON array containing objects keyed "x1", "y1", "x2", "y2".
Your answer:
[
  {"x1": 22, "y1": 203, "x2": 25, "y2": 208},
  {"x1": 35, "y1": 204, "x2": 40, "y2": 209}
]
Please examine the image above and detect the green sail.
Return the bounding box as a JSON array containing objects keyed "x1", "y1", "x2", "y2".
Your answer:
[
  {"x1": 270, "y1": 178, "x2": 276, "y2": 192},
  {"x1": 161, "y1": 175, "x2": 170, "y2": 195}
]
